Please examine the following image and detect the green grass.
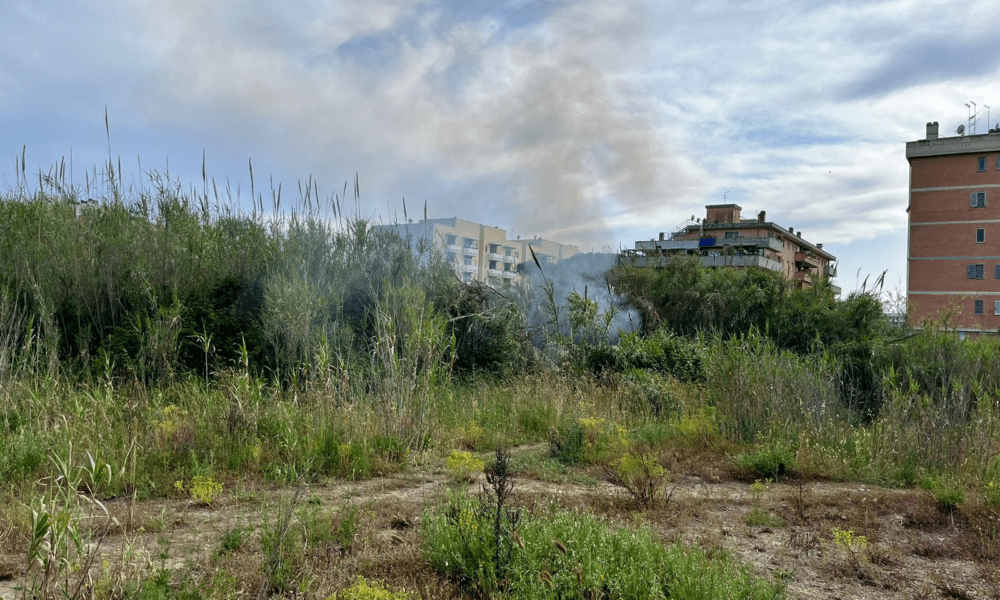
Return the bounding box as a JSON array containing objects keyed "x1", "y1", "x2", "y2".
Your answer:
[{"x1": 422, "y1": 497, "x2": 786, "y2": 599}]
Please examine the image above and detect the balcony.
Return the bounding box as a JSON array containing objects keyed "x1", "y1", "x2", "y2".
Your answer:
[
  {"x1": 503, "y1": 255, "x2": 517, "y2": 263},
  {"x1": 463, "y1": 246, "x2": 478, "y2": 256},
  {"x1": 794, "y1": 251, "x2": 820, "y2": 269},
  {"x1": 488, "y1": 252, "x2": 503, "y2": 261},
  {"x1": 502, "y1": 271, "x2": 516, "y2": 279},
  {"x1": 793, "y1": 271, "x2": 813, "y2": 285},
  {"x1": 824, "y1": 264, "x2": 837, "y2": 278},
  {"x1": 701, "y1": 255, "x2": 782, "y2": 272},
  {"x1": 462, "y1": 264, "x2": 477, "y2": 272},
  {"x1": 488, "y1": 268, "x2": 502, "y2": 277},
  {"x1": 446, "y1": 244, "x2": 461, "y2": 253}
]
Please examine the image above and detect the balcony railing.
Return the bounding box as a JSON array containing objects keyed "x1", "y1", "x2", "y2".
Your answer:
[
  {"x1": 447, "y1": 244, "x2": 461, "y2": 253},
  {"x1": 618, "y1": 253, "x2": 781, "y2": 272},
  {"x1": 463, "y1": 246, "x2": 478, "y2": 256},
  {"x1": 701, "y1": 255, "x2": 782, "y2": 271},
  {"x1": 794, "y1": 252, "x2": 820, "y2": 268},
  {"x1": 488, "y1": 268, "x2": 502, "y2": 277},
  {"x1": 503, "y1": 255, "x2": 517, "y2": 263},
  {"x1": 824, "y1": 264, "x2": 837, "y2": 277},
  {"x1": 502, "y1": 271, "x2": 516, "y2": 279},
  {"x1": 488, "y1": 252, "x2": 503, "y2": 261}
]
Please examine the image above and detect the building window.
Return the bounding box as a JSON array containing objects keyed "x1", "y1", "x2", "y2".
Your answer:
[
  {"x1": 971, "y1": 192, "x2": 987, "y2": 207},
  {"x1": 724, "y1": 231, "x2": 739, "y2": 239},
  {"x1": 978, "y1": 228, "x2": 986, "y2": 243},
  {"x1": 968, "y1": 264, "x2": 985, "y2": 279},
  {"x1": 979, "y1": 157, "x2": 987, "y2": 172},
  {"x1": 996, "y1": 156, "x2": 1000, "y2": 170},
  {"x1": 975, "y1": 299, "x2": 984, "y2": 315},
  {"x1": 995, "y1": 301, "x2": 1000, "y2": 316},
  {"x1": 996, "y1": 264, "x2": 1000, "y2": 279}
]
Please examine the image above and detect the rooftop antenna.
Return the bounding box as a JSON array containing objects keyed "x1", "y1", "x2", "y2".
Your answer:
[
  {"x1": 723, "y1": 190, "x2": 730, "y2": 201},
  {"x1": 985, "y1": 105, "x2": 991, "y2": 131},
  {"x1": 970, "y1": 101, "x2": 979, "y2": 134}
]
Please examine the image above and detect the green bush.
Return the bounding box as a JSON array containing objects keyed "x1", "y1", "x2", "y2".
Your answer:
[
  {"x1": 327, "y1": 576, "x2": 412, "y2": 600},
  {"x1": 734, "y1": 440, "x2": 796, "y2": 480},
  {"x1": 423, "y1": 503, "x2": 785, "y2": 599}
]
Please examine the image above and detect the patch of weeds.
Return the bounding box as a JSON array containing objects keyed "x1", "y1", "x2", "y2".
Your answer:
[
  {"x1": 259, "y1": 486, "x2": 311, "y2": 597},
  {"x1": 445, "y1": 450, "x2": 484, "y2": 484},
  {"x1": 548, "y1": 417, "x2": 628, "y2": 466},
  {"x1": 605, "y1": 448, "x2": 668, "y2": 509},
  {"x1": 215, "y1": 520, "x2": 251, "y2": 557},
  {"x1": 423, "y1": 502, "x2": 785, "y2": 600},
  {"x1": 734, "y1": 440, "x2": 795, "y2": 481},
  {"x1": 746, "y1": 507, "x2": 786, "y2": 528},
  {"x1": 510, "y1": 452, "x2": 598, "y2": 486},
  {"x1": 174, "y1": 475, "x2": 223, "y2": 505},
  {"x1": 832, "y1": 527, "x2": 868, "y2": 577},
  {"x1": 745, "y1": 479, "x2": 785, "y2": 528},
  {"x1": 327, "y1": 575, "x2": 413, "y2": 599},
  {"x1": 921, "y1": 475, "x2": 966, "y2": 514}
]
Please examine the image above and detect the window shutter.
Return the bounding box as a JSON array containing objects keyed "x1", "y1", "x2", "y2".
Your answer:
[
  {"x1": 969, "y1": 264, "x2": 976, "y2": 278},
  {"x1": 975, "y1": 300, "x2": 983, "y2": 315},
  {"x1": 995, "y1": 300, "x2": 1000, "y2": 316},
  {"x1": 978, "y1": 264, "x2": 985, "y2": 279},
  {"x1": 995, "y1": 264, "x2": 1000, "y2": 279},
  {"x1": 972, "y1": 193, "x2": 978, "y2": 207}
]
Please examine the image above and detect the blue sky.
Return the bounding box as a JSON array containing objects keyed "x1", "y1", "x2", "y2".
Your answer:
[{"x1": 3, "y1": 0, "x2": 1000, "y2": 298}]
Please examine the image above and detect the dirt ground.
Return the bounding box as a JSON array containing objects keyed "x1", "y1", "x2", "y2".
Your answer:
[{"x1": 1, "y1": 445, "x2": 997, "y2": 599}]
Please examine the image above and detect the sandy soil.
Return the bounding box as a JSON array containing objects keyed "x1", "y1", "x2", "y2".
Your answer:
[{"x1": 1, "y1": 446, "x2": 997, "y2": 599}]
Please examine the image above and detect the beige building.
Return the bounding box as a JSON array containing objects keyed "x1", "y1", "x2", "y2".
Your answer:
[
  {"x1": 620, "y1": 204, "x2": 839, "y2": 293},
  {"x1": 377, "y1": 217, "x2": 579, "y2": 287}
]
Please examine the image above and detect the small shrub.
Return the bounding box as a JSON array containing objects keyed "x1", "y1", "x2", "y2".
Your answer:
[
  {"x1": 216, "y1": 521, "x2": 251, "y2": 557},
  {"x1": 327, "y1": 576, "x2": 412, "y2": 600},
  {"x1": 446, "y1": 450, "x2": 484, "y2": 483},
  {"x1": 175, "y1": 476, "x2": 223, "y2": 505},
  {"x1": 746, "y1": 507, "x2": 785, "y2": 528},
  {"x1": 922, "y1": 475, "x2": 966, "y2": 514},
  {"x1": 605, "y1": 449, "x2": 667, "y2": 509},
  {"x1": 832, "y1": 527, "x2": 868, "y2": 575},
  {"x1": 549, "y1": 417, "x2": 628, "y2": 466},
  {"x1": 734, "y1": 441, "x2": 795, "y2": 480}
]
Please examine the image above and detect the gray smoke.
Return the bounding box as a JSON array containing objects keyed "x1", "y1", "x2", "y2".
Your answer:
[{"x1": 520, "y1": 252, "x2": 640, "y2": 345}]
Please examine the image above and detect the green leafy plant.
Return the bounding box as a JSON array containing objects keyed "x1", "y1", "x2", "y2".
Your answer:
[
  {"x1": 832, "y1": 527, "x2": 868, "y2": 575},
  {"x1": 604, "y1": 449, "x2": 667, "y2": 509},
  {"x1": 446, "y1": 449, "x2": 485, "y2": 483},
  {"x1": 327, "y1": 576, "x2": 413, "y2": 599}
]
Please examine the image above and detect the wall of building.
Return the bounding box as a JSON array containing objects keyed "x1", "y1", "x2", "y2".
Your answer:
[{"x1": 907, "y1": 132, "x2": 1000, "y2": 331}]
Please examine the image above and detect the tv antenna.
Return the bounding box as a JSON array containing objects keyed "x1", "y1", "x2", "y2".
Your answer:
[{"x1": 966, "y1": 101, "x2": 980, "y2": 135}]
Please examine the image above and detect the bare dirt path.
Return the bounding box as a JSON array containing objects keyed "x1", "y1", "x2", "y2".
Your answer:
[{"x1": 1, "y1": 447, "x2": 997, "y2": 599}]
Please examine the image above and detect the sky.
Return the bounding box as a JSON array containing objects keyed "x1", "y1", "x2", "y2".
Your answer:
[{"x1": 3, "y1": 0, "x2": 1000, "y2": 298}]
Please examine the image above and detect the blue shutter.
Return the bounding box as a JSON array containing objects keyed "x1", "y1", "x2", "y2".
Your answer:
[{"x1": 969, "y1": 264, "x2": 976, "y2": 278}]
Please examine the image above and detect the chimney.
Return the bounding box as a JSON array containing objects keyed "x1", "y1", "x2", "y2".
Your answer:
[
  {"x1": 757, "y1": 210, "x2": 766, "y2": 223},
  {"x1": 926, "y1": 121, "x2": 939, "y2": 140},
  {"x1": 817, "y1": 243, "x2": 823, "y2": 249},
  {"x1": 659, "y1": 232, "x2": 665, "y2": 241}
]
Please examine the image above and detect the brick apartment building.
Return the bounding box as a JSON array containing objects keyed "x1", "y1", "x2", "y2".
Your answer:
[
  {"x1": 620, "y1": 204, "x2": 839, "y2": 293},
  {"x1": 907, "y1": 121, "x2": 1000, "y2": 334}
]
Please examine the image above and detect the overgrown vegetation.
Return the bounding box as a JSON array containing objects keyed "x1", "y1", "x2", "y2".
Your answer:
[{"x1": 2, "y1": 156, "x2": 999, "y2": 596}]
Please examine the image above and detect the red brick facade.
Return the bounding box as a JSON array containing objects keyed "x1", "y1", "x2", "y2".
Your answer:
[{"x1": 906, "y1": 124, "x2": 1000, "y2": 333}]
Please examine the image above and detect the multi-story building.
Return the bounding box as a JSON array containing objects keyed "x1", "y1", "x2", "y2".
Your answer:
[
  {"x1": 907, "y1": 121, "x2": 1000, "y2": 334},
  {"x1": 620, "y1": 204, "x2": 839, "y2": 292},
  {"x1": 375, "y1": 217, "x2": 579, "y2": 287}
]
